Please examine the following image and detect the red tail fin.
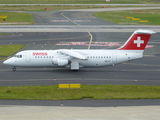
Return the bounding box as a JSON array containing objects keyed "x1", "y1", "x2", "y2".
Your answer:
[{"x1": 118, "y1": 30, "x2": 156, "y2": 50}]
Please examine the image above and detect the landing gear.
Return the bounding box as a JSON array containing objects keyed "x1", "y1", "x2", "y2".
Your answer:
[
  {"x1": 70, "y1": 61, "x2": 79, "y2": 71},
  {"x1": 12, "y1": 67, "x2": 16, "y2": 71}
]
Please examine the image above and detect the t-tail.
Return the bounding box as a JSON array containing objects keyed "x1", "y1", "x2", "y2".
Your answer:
[
  {"x1": 118, "y1": 30, "x2": 156, "y2": 51},
  {"x1": 114, "y1": 30, "x2": 156, "y2": 64}
]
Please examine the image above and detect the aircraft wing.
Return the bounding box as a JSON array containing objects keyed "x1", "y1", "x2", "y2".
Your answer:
[{"x1": 59, "y1": 50, "x2": 86, "y2": 60}]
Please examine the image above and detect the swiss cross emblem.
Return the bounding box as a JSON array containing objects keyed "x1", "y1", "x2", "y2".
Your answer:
[{"x1": 134, "y1": 37, "x2": 144, "y2": 47}]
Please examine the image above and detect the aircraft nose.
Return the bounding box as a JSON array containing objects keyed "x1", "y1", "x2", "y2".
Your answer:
[
  {"x1": 3, "y1": 58, "x2": 15, "y2": 65},
  {"x1": 3, "y1": 59, "x2": 10, "y2": 65}
]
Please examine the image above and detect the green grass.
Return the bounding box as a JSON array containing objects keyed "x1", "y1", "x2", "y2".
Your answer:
[
  {"x1": 0, "y1": 5, "x2": 152, "y2": 12},
  {"x1": 0, "y1": 44, "x2": 25, "y2": 57},
  {"x1": 94, "y1": 9, "x2": 160, "y2": 25},
  {"x1": 0, "y1": 33, "x2": 9, "y2": 35},
  {"x1": 0, "y1": 85, "x2": 160, "y2": 100},
  {"x1": 0, "y1": 0, "x2": 159, "y2": 4},
  {"x1": 0, "y1": 58, "x2": 6, "y2": 60},
  {"x1": 0, "y1": 5, "x2": 105, "y2": 11},
  {"x1": 0, "y1": 12, "x2": 34, "y2": 24}
]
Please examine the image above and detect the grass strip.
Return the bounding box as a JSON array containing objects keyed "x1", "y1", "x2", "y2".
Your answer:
[
  {"x1": 0, "y1": 5, "x2": 105, "y2": 11},
  {"x1": 0, "y1": 0, "x2": 159, "y2": 4},
  {"x1": 0, "y1": 58, "x2": 7, "y2": 60},
  {"x1": 0, "y1": 33, "x2": 9, "y2": 35},
  {"x1": 0, "y1": 12, "x2": 34, "y2": 24},
  {"x1": 0, "y1": 5, "x2": 159, "y2": 12},
  {"x1": 94, "y1": 9, "x2": 160, "y2": 25},
  {"x1": 0, "y1": 85, "x2": 160, "y2": 100},
  {"x1": 0, "y1": 44, "x2": 25, "y2": 57}
]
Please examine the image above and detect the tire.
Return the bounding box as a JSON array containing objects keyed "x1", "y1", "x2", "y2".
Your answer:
[{"x1": 13, "y1": 67, "x2": 16, "y2": 71}]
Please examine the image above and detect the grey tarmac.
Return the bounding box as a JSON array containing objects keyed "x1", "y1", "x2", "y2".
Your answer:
[{"x1": 0, "y1": 106, "x2": 160, "y2": 120}]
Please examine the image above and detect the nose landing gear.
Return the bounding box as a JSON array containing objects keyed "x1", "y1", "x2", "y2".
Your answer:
[{"x1": 13, "y1": 66, "x2": 16, "y2": 71}]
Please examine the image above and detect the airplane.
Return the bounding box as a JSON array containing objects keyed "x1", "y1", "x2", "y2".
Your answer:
[{"x1": 3, "y1": 29, "x2": 156, "y2": 71}]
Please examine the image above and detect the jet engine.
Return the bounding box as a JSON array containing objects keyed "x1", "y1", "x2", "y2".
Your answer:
[{"x1": 52, "y1": 58, "x2": 69, "y2": 66}]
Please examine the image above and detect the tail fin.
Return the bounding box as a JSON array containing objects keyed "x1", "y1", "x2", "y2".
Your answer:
[{"x1": 118, "y1": 30, "x2": 156, "y2": 50}]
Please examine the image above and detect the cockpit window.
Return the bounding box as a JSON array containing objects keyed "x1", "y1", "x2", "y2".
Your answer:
[{"x1": 13, "y1": 55, "x2": 22, "y2": 58}]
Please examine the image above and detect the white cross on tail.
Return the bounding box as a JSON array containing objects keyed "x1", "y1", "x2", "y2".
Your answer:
[{"x1": 134, "y1": 37, "x2": 144, "y2": 47}]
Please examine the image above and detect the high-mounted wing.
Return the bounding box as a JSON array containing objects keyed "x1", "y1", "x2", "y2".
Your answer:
[{"x1": 59, "y1": 50, "x2": 86, "y2": 60}]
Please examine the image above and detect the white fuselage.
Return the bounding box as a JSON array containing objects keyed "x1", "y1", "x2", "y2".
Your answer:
[
  {"x1": 3, "y1": 30, "x2": 156, "y2": 71},
  {"x1": 5, "y1": 49, "x2": 143, "y2": 68}
]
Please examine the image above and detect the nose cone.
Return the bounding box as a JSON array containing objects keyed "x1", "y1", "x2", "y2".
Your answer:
[
  {"x1": 3, "y1": 58, "x2": 15, "y2": 66},
  {"x1": 3, "y1": 60, "x2": 7, "y2": 64},
  {"x1": 3, "y1": 59, "x2": 9, "y2": 65}
]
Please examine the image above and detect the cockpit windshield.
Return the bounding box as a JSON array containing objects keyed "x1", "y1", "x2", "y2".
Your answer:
[{"x1": 13, "y1": 55, "x2": 22, "y2": 58}]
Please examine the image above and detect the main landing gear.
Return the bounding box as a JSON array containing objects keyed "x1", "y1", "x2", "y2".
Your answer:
[{"x1": 12, "y1": 66, "x2": 16, "y2": 71}]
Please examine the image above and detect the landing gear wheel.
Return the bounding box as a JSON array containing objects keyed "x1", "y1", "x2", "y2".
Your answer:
[{"x1": 12, "y1": 67, "x2": 16, "y2": 71}]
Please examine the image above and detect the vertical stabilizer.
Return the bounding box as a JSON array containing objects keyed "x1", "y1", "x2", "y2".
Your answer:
[{"x1": 118, "y1": 30, "x2": 156, "y2": 50}]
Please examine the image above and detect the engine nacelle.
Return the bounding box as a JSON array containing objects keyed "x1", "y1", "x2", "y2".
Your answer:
[{"x1": 52, "y1": 58, "x2": 69, "y2": 66}]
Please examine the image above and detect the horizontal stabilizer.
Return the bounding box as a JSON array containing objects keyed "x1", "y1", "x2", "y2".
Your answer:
[{"x1": 134, "y1": 30, "x2": 156, "y2": 34}]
